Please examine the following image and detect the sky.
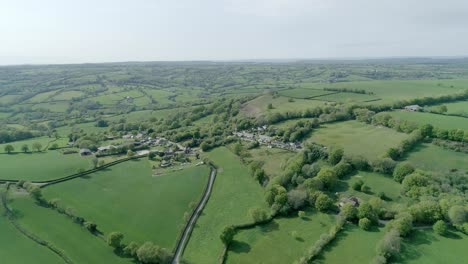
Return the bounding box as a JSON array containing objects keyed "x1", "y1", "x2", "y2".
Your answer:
[{"x1": 1, "y1": 0, "x2": 468, "y2": 64}]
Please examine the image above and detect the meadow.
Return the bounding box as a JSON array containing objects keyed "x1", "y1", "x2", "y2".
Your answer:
[
  {"x1": 278, "y1": 88, "x2": 333, "y2": 99},
  {"x1": 0, "y1": 151, "x2": 92, "y2": 181},
  {"x1": 387, "y1": 111, "x2": 468, "y2": 130},
  {"x1": 404, "y1": 143, "x2": 468, "y2": 174},
  {"x1": 429, "y1": 100, "x2": 468, "y2": 116},
  {"x1": 183, "y1": 147, "x2": 268, "y2": 264},
  {"x1": 313, "y1": 92, "x2": 380, "y2": 103},
  {"x1": 43, "y1": 159, "x2": 209, "y2": 249},
  {"x1": 314, "y1": 224, "x2": 384, "y2": 264},
  {"x1": 307, "y1": 121, "x2": 409, "y2": 160},
  {"x1": 245, "y1": 146, "x2": 295, "y2": 178},
  {"x1": 395, "y1": 229, "x2": 468, "y2": 264},
  {"x1": 226, "y1": 210, "x2": 334, "y2": 264},
  {"x1": 344, "y1": 171, "x2": 403, "y2": 202},
  {"x1": 8, "y1": 192, "x2": 132, "y2": 264}
]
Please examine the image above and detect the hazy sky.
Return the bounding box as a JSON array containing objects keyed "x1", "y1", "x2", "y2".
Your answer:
[{"x1": 1, "y1": 0, "x2": 468, "y2": 64}]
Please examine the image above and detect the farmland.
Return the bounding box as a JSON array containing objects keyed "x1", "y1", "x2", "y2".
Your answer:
[
  {"x1": 307, "y1": 120, "x2": 409, "y2": 160},
  {"x1": 1, "y1": 60, "x2": 467, "y2": 264}
]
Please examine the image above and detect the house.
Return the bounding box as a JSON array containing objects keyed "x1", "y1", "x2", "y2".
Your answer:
[
  {"x1": 97, "y1": 145, "x2": 116, "y2": 152},
  {"x1": 79, "y1": 148, "x2": 93, "y2": 156},
  {"x1": 258, "y1": 135, "x2": 272, "y2": 143},
  {"x1": 404, "y1": 105, "x2": 421, "y2": 112},
  {"x1": 339, "y1": 197, "x2": 360, "y2": 207}
]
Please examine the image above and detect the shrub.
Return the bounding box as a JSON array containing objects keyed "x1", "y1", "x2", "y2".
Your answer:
[
  {"x1": 315, "y1": 193, "x2": 334, "y2": 212},
  {"x1": 358, "y1": 203, "x2": 378, "y2": 223},
  {"x1": 372, "y1": 158, "x2": 396, "y2": 175},
  {"x1": 393, "y1": 162, "x2": 415, "y2": 183},
  {"x1": 298, "y1": 210, "x2": 306, "y2": 218},
  {"x1": 249, "y1": 208, "x2": 268, "y2": 223},
  {"x1": 328, "y1": 147, "x2": 344, "y2": 165},
  {"x1": 341, "y1": 203, "x2": 357, "y2": 220},
  {"x1": 316, "y1": 168, "x2": 338, "y2": 190},
  {"x1": 409, "y1": 201, "x2": 442, "y2": 224},
  {"x1": 334, "y1": 161, "x2": 353, "y2": 179},
  {"x1": 433, "y1": 220, "x2": 447, "y2": 235},
  {"x1": 287, "y1": 189, "x2": 308, "y2": 210},
  {"x1": 136, "y1": 241, "x2": 171, "y2": 264},
  {"x1": 107, "y1": 232, "x2": 124, "y2": 249},
  {"x1": 448, "y1": 205, "x2": 467, "y2": 226},
  {"x1": 360, "y1": 184, "x2": 370, "y2": 193},
  {"x1": 387, "y1": 212, "x2": 413, "y2": 237},
  {"x1": 376, "y1": 229, "x2": 401, "y2": 259},
  {"x1": 359, "y1": 218, "x2": 372, "y2": 230},
  {"x1": 352, "y1": 179, "x2": 364, "y2": 191},
  {"x1": 220, "y1": 226, "x2": 236, "y2": 245},
  {"x1": 123, "y1": 241, "x2": 140, "y2": 257},
  {"x1": 84, "y1": 221, "x2": 97, "y2": 233}
]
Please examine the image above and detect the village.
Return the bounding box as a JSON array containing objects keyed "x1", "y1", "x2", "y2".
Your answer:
[
  {"x1": 78, "y1": 132, "x2": 200, "y2": 169},
  {"x1": 233, "y1": 125, "x2": 302, "y2": 151}
]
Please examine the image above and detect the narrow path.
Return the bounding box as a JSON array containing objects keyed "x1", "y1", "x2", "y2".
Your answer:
[{"x1": 172, "y1": 167, "x2": 217, "y2": 264}]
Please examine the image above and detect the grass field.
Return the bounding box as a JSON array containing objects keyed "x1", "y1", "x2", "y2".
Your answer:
[
  {"x1": 395, "y1": 229, "x2": 468, "y2": 264},
  {"x1": 313, "y1": 92, "x2": 380, "y2": 103},
  {"x1": 43, "y1": 159, "x2": 209, "y2": 249},
  {"x1": 387, "y1": 111, "x2": 468, "y2": 130},
  {"x1": 0, "y1": 150, "x2": 92, "y2": 181},
  {"x1": 50, "y1": 90, "x2": 85, "y2": 101},
  {"x1": 241, "y1": 95, "x2": 327, "y2": 118},
  {"x1": 344, "y1": 171, "x2": 403, "y2": 202},
  {"x1": 245, "y1": 146, "x2": 295, "y2": 178},
  {"x1": 278, "y1": 88, "x2": 332, "y2": 99},
  {"x1": 314, "y1": 224, "x2": 383, "y2": 264},
  {"x1": 183, "y1": 147, "x2": 268, "y2": 264},
  {"x1": 32, "y1": 102, "x2": 70, "y2": 112},
  {"x1": 227, "y1": 210, "x2": 334, "y2": 264},
  {"x1": 0, "y1": 187, "x2": 63, "y2": 264},
  {"x1": 308, "y1": 121, "x2": 409, "y2": 160},
  {"x1": 405, "y1": 143, "x2": 468, "y2": 174},
  {"x1": 429, "y1": 100, "x2": 468, "y2": 116},
  {"x1": 8, "y1": 192, "x2": 131, "y2": 264},
  {"x1": 0, "y1": 137, "x2": 56, "y2": 153}
]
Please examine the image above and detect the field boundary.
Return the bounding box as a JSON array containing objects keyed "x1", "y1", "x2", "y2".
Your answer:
[
  {"x1": 0, "y1": 154, "x2": 147, "y2": 186},
  {"x1": 171, "y1": 166, "x2": 217, "y2": 264},
  {"x1": 1, "y1": 185, "x2": 74, "y2": 264}
]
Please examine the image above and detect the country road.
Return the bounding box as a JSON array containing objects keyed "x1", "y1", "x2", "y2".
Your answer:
[{"x1": 172, "y1": 167, "x2": 217, "y2": 264}]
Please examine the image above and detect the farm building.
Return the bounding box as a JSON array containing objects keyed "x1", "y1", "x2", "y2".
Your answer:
[
  {"x1": 97, "y1": 145, "x2": 116, "y2": 152},
  {"x1": 404, "y1": 105, "x2": 421, "y2": 111}
]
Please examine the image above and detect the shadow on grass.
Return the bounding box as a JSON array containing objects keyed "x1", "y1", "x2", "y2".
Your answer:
[
  {"x1": 259, "y1": 220, "x2": 279, "y2": 233},
  {"x1": 230, "y1": 240, "x2": 251, "y2": 254},
  {"x1": 312, "y1": 224, "x2": 352, "y2": 263}
]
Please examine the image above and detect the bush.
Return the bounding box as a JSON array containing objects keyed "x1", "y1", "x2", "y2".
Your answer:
[
  {"x1": 360, "y1": 184, "x2": 370, "y2": 193},
  {"x1": 136, "y1": 241, "x2": 171, "y2": 264},
  {"x1": 448, "y1": 205, "x2": 467, "y2": 226},
  {"x1": 107, "y1": 232, "x2": 124, "y2": 249},
  {"x1": 371, "y1": 158, "x2": 396, "y2": 175},
  {"x1": 358, "y1": 203, "x2": 378, "y2": 223},
  {"x1": 433, "y1": 220, "x2": 447, "y2": 235},
  {"x1": 220, "y1": 226, "x2": 236, "y2": 245},
  {"x1": 287, "y1": 189, "x2": 308, "y2": 210},
  {"x1": 376, "y1": 229, "x2": 401, "y2": 259},
  {"x1": 352, "y1": 179, "x2": 364, "y2": 191},
  {"x1": 334, "y1": 161, "x2": 353, "y2": 179},
  {"x1": 409, "y1": 201, "x2": 442, "y2": 224},
  {"x1": 359, "y1": 218, "x2": 372, "y2": 230},
  {"x1": 123, "y1": 241, "x2": 140, "y2": 258},
  {"x1": 84, "y1": 221, "x2": 97, "y2": 233},
  {"x1": 328, "y1": 147, "x2": 344, "y2": 165},
  {"x1": 298, "y1": 210, "x2": 306, "y2": 218},
  {"x1": 316, "y1": 168, "x2": 338, "y2": 190},
  {"x1": 393, "y1": 162, "x2": 415, "y2": 183},
  {"x1": 341, "y1": 203, "x2": 357, "y2": 220},
  {"x1": 315, "y1": 193, "x2": 334, "y2": 212},
  {"x1": 249, "y1": 208, "x2": 268, "y2": 223},
  {"x1": 387, "y1": 212, "x2": 413, "y2": 237}
]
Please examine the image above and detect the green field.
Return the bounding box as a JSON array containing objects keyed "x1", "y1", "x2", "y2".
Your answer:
[
  {"x1": 387, "y1": 111, "x2": 468, "y2": 130},
  {"x1": 0, "y1": 137, "x2": 56, "y2": 153},
  {"x1": 0, "y1": 151, "x2": 92, "y2": 181},
  {"x1": 227, "y1": 210, "x2": 334, "y2": 264},
  {"x1": 429, "y1": 100, "x2": 468, "y2": 116},
  {"x1": 405, "y1": 143, "x2": 468, "y2": 174},
  {"x1": 278, "y1": 88, "x2": 332, "y2": 99},
  {"x1": 32, "y1": 102, "x2": 70, "y2": 112},
  {"x1": 308, "y1": 121, "x2": 409, "y2": 160},
  {"x1": 345, "y1": 171, "x2": 403, "y2": 202},
  {"x1": 315, "y1": 224, "x2": 383, "y2": 264},
  {"x1": 245, "y1": 146, "x2": 295, "y2": 178},
  {"x1": 241, "y1": 95, "x2": 327, "y2": 118},
  {"x1": 43, "y1": 159, "x2": 209, "y2": 249},
  {"x1": 396, "y1": 229, "x2": 468, "y2": 264},
  {"x1": 8, "y1": 192, "x2": 131, "y2": 264},
  {"x1": 183, "y1": 147, "x2": 268, "y2": 264},
  {"x1": 0, "y1": 187, "x2": 63, "y2": 264},
  {"x1": 314, "y1": 92, "x2": 380, "y2": 103}
]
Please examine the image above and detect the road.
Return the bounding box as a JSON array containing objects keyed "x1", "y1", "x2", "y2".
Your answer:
[{"x1": 172, "y1": 167, "x2": 217, "y2": 264}]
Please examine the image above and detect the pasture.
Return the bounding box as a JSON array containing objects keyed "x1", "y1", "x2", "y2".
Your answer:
[
  {"x1": 387, "y1": 111, "x2": 468, "y2": 130},
  {"x1": 278, "y1": 88, "x2": 332, "y2": 99},
  {"x1": 314, "y1": 224, "x2": 383, "y2": 264},
  {"x1": 429, "y1": 100, "x2": 468, "y2": 116},
  {"x1": 245, "y1": 146, "x2": 295, "y2": 178},
  {"x1": 0, "y1": 187, "x2": 63, "y2": 264},
  {"x1": 396, "y1": 229, "x2": 468, "y2": 264},
  {"x1": 307, "y1": 121, "x2": 409, "y2": 160},
  {"x1": 8, "y1": 192, "x2": 131, "y2": 264},
  {"x1": 405, "y1": 143, "x2": 468, "y2": 174},
  {"x1": 43, "y1": 159, "x2": 209, "y2": 249},
  {"x1": 345, "y1": 171, "x2": 403, "y2": 202},
  {"x1": 227, "y1": 210, "x2": 334, "y2": 264},
  {"x1": 0, "y1": 136, "x2": 56, "y2": 153},
  {"x1": 0, "y1": 150, "x2": 92, "y2": 181},
  {"x1": 183, "y1": 147, "x2": 268, "y2": 264},
  {"x1": 314, "y1": 92, "x2": 380, "y2": 103}
]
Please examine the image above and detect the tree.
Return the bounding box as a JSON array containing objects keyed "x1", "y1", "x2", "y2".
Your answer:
[
  {"x1": 4, "y1": 144, "x2": 14, "y2": 154},
  {"x1": 352, "y1": 179, "x2": 364, "y2": 191},
  {"x1": 267, "y1": 103, "x2": 274, "y2": 110},
  {"x1": 107, "y1": 232, "x2": 124, "y2": 249},
  {"x1": 49, "y1": 143, "x2": 59, "y2": 150},
  {"x1": 21, "y1": 144, "x2": 29, "y2": 153},
  {"x1": 341, "y1": 203, "x2": 357, "y2": 220},
  {"x1": 220, "y1": 226, "x2": 236, "y2": 245},
  {"x1": 359, "y1": 217, "x2": 372, "y2": 230},
  {"x1": 287, "y1": 189, "x2": 308, "y2": 210},
  {"x1": 32, "y1": 142, "x2": 42, "y2": 152},
  {"x1": 358, "y1": 203, "x2": 378, "y2": 223},
  {"x1": 317, "y1": 168, "x2": 338, "y2": 190},
  {"x1": 315, "y1": 193, "x2": 333, "y2": 212},
  {"x1": 84, "y1": 221, "x2": 97, "y2": 233},
  {"x1": 433, "y1": 220, "x2": 447, "y2": 235},
  {"x1": 123, "y1": 241, "x2": 140, "y2": 257},
  {"x1": 328, "y1": 147, "x2": 344, "y2": 165},
  {"x1": 249, "y1": 208, "x2": 268, "y2": 223},
  {"x1": 28, "y1": 185, "x2": 43, "y2": 202},
  {"x1": 334, "y1": 161, "x2": 352, "y2": 179},
  {"x1": 127, "y1": 150, "x2": 134, "y2": 156},
  {"x1": 448, "y1": 205, "x2": 467, "y2": 226},
  {"x1": 387, "y1": 212, "x2": 413, "y2": 237},
  {"x1": 298, "y1": 210, "x2": 306, "y2": 218},
  {"x1": 376, "y1": 229, "x2": 401, "y2": 258},
  {"x1": 136, "y1": 241, "x2": 171, "y2": 264},
  {"x1": 393, "y1": 162, "x2": 414, "y2": 183}
]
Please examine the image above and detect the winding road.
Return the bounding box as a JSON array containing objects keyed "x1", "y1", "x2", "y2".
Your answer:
[{"x1": 172, "y1": 167, "x2": 217, "y2": 264}]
